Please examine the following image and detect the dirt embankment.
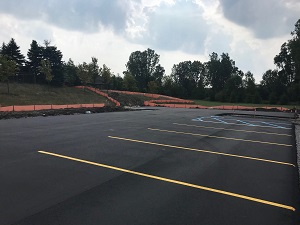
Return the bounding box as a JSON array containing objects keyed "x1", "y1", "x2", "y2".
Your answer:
[
  {"x1": 108, "y1": 92, "x2": 150, "y2": 107},
  {"x1": 0, "y1": 106, "x2": 128, "y2": 120}
]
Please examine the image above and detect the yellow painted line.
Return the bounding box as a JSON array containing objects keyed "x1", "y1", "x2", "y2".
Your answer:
[
  {"x1": 38, "y1": 150, "x2": 295, "y2": 212},
  {"x1": 173, "y1": 123, "x2": 292, "y2": 137},
  {"x1": 148, "y1": 128, "x2": 292, "y2": 147},
  {"x1": 108, "y1": 136, "x2": 295, "y2": 167}
]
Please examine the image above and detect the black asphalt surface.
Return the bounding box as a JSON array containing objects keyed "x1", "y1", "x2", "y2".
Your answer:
[{"x1": 0, "y1": 108, "x2": 299, "y2": 225}]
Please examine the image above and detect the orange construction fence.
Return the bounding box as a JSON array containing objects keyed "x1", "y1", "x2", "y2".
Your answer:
[
  {"x1": 148, "y1": 99, "x2": 194, "y2": 104},
  {"x1": 209, "y1": 105, "x2": 290, "y2": 111},
  {"x1": 144, "y1": 101, "x2": 291, "y2": 111},
  {"x1": 75, "y1": 86, "x2": 121, "y2": 107},
  {"x1": 144, "y1": 102, "x2": 207, "y2": 109},
  {"x1": 108, "y1": 90, "x2": 183, "y2": 101},
  {"x1": 0, "y1": 103, "x2": 105, "y2": 112}
]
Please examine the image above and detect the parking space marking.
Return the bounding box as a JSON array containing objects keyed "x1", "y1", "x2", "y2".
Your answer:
[
  {"x1": 148, "y1": 128, "x2": 292, "y2": 147},
  {"x1": 38, "y1": 150, "x2": 295, "y2": 211},
  {"x1": 108, "y1": 136, "x2": 295, "y2": 167},
  {"x1": 213, "y1": 117, "x2": 291, "y2": 126},
  {"x1": 192, "y1": 117, "x2": 291, "y2": 130},
  {"x1": 260, "y1": 122, "x2": 287, "y2": 129},
  {"x1": 173, "y1": 123, "x2": 292, "y2": 137}
]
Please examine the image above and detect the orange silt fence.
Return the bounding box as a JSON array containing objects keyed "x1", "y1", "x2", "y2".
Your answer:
[
  {"x1": 52, "y1": 105, "x2": 68, "y2": 110},
  {"x1": 75, "y1": 86, "x2": 121, "y2": 107},
  {"x1": 108, "y1": 90, "x2": 185, "y2": 101},
  {"x1": 0, "y1": 106, "x2": 14, "y2": 112},
  {"x1": 0, "y1": 103, "x2": 106, "y2": 112},
  {"x1": 34, "y1": 105, "x2": 52, "y2": 110},
  {"x1": 13, "y1": 105, "x2": 34, "y2": 111}
]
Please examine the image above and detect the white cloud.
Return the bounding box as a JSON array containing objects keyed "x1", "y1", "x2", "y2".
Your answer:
[
  {"x1": 219, "y1": 0, "x2": 299, "y2": 39},
  {"x1": 0, "y1": 0, "x2": 298, "y2": 82},
  {"x1": 127, "y1": 0, "x2": 209, "y2": 54}
]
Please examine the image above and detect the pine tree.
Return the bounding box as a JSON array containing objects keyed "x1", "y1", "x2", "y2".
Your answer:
[
  {"x1": 2, "y1": 38, "x2": 25, "y2": 67},
  {"x1": 0, "y1": 42, "x2": 7, "y2": 55},
  {"x1": 27, "y1": 40, "x2": 43, "y2": 83},
  {"x1": 42, "y1": 41, "x2": 64, "y2": 86}
]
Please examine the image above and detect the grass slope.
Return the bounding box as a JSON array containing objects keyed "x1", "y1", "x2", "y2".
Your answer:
[
  {"x1": 193, "y1": 99, "x2": 298, "y2": 109},
  {"x1": 0, "y1": 83, "x2": 108, "y2": 106}
]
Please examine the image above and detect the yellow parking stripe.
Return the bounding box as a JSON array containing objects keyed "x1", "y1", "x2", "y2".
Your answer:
[
  {"x1": 108, "y1": 136, "x2": 295, "y2": 167},
  {"x1": 173, "y1": 123, "x2": 292, "y2": 137},
  {"x1": 148, "y1": 128, "x2": 292, "y2": 147},
  {"x1": 38, "y1": 150, "x2": 295, "y2": 212}
]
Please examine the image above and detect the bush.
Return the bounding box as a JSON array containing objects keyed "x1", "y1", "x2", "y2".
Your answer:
[
  {"x1": 269, "y1": 92, "x2": 277, "y2": 104},
  {"x1": 279, "y1": 93, "x2": 289, "y2": 105},
  {"x1": 215, "y1": 91, "x2": 226, "y2": 102},
  {"x1": 253, "y1": 92, "x2": 262, "y2": 104}
]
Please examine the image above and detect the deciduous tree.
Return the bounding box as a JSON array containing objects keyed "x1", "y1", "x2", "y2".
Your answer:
[
  {"x1": 123, "y1": 71, "x2": 138, "y2": 91},
  {"x1": 64, "y1": 58, "x2": 80, "y2": 86},
  {"x1": 126, "y1": 48, "x2": 164, "y2": 92},
  {"x1": 39, "y1": 59, "x2": 53, "y2": 85},
  {"x1": 0, "y1": 55, "x2": 19, "y2": 93},
  {"x1": 77, "y1": 62, "x2": 91, "y2": 90}
]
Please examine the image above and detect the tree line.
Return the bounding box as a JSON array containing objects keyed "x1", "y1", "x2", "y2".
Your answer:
[{"x1": 0, "y1": 19, "x2": 299, "y2": 105}]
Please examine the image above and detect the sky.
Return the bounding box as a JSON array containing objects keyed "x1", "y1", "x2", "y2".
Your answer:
[{"x1": 0, "y1": 0, "x2": 299, "y2": 82}]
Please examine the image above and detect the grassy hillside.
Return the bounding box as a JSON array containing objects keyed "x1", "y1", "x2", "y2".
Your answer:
[
  {"x1": 0, "y1": 83, "x2": 108, "y2": 106},
  {"x1": 193, "y1": 99, "x2": 297, "y2": 109}
]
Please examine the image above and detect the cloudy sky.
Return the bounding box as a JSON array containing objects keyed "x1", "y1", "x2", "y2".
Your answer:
[{"x1": 0, "y1": 0, "x2": 299, "y2": 82}]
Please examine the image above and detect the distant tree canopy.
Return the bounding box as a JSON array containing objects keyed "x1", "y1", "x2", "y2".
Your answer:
[
  {"x1": 171, "y1": 60, "x2": 205, "y2": 98},
  {"x1": 260, "y1": 18, "x2": 300, "y2": 103},
  {"x1": 0, "y1": 18, "x2": 299, "y2": 105},
  {"x1": 125, "y1": 48, "x2": 165, "y2": 92}
]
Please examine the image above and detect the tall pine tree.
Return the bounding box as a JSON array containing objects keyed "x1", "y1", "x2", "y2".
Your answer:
[
  {"x1": 42, "y1": 40, "x2": 64, "y2": 86},
  {"x1": 1, "y1": 38, "x2": 25, "y2": 68},
  {"x1": 27, "y1": 40, "x2": 43, "y2": 83}
]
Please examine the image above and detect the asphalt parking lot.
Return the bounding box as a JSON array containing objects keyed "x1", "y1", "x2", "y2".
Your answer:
[{"x1": 0, "y1": 108, "x2": 299, "y2": 225}]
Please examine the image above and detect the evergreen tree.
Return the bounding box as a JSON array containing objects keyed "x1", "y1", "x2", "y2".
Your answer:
[
  {"x1": 42, "y1": 41, "x2": 64, "y2": 86},
  {"x1": 1, "y1": 38, "x2": 25, "y2": 67},
  {"x1": 27, "y1": 40, "x2": 43, "y2": 83},
  {"x1": 0, "y1": 42, "x2": 7, "y2": 55},
  {"x1": 89, "y1": 57, "x2": 100, "y2": 85},
  {"x1": 101, "y1": 64, "x2": 111, "y2": 86}
]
